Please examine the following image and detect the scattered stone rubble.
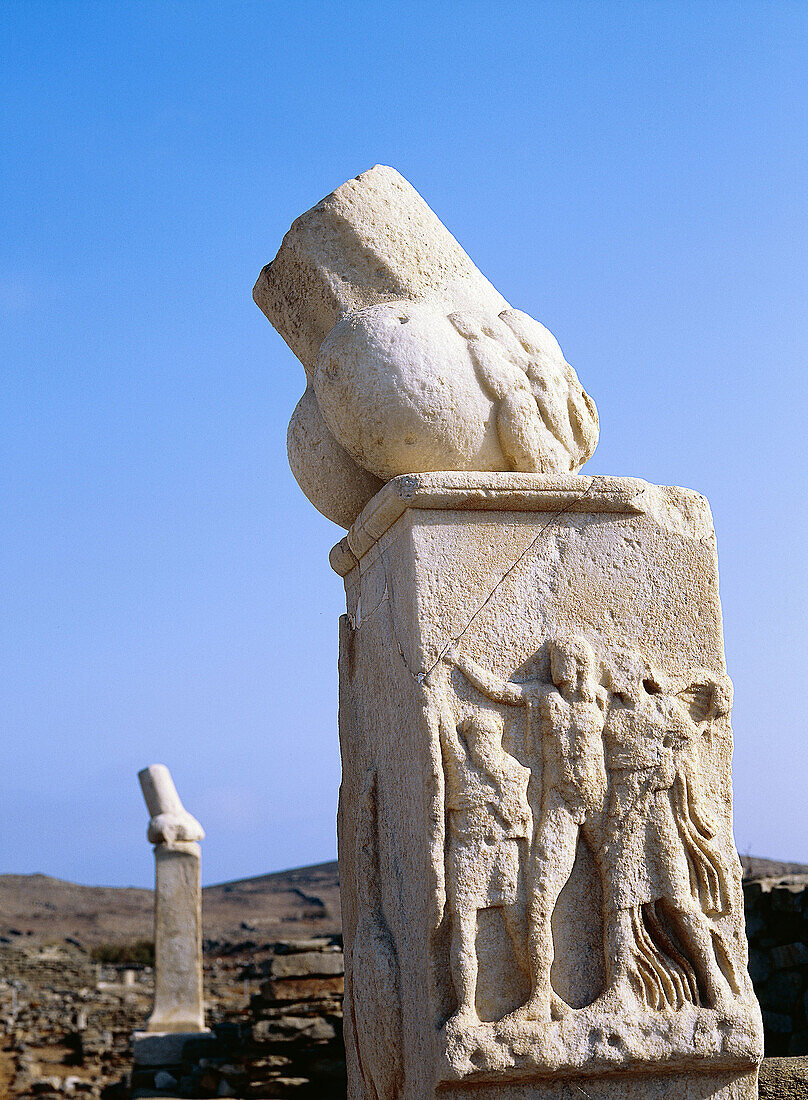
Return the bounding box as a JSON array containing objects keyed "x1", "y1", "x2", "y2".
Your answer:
[
  {"x1": 4, "y1": 876, "x2": 808, "y2": 1096},
  {"x1": 0, "y1": 941, "x2": 149, "y2": 1098},
  {"x1": 745, "y1": 875, "x2": 808, "y2": 1056},
  {"x1": 130, "y1": 935, "x2": 345, "y2": 1099},
  {"x1": 0, "y1": 935, "x2": 347, "y2": 1099},
  {"x1": 0, "y1": 939, "x2": 250, "y2": 1099}
]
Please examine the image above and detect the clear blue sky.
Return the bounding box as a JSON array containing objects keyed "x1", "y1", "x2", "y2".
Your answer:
[{"x1": 1, "y1": 2, "x2": 806, "y2": 887}]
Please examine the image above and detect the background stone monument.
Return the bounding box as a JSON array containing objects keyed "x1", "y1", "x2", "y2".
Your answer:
[
  {"x1": 133, "y1": 764, "x2": 211, "y2": 1068},
  {"x1": 255, "y1": 166, "x2": 764, "y2": 1099}
]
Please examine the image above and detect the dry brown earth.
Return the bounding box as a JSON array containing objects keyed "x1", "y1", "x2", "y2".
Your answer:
[
  {"x1": 0, "y1": 856, "x2": 803, "y2": 950},
  {"x1": 0, "y1": 861, "x2": 341, "y2": 948}
]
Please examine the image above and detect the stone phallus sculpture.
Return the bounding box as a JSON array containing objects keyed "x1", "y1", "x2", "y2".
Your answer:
[
  {"x1": 254, "y1": 165, "x2": 598, "y2": 528},
  {"x1": 253, "y1": 168, "x2": 763, "y2": 1100}
]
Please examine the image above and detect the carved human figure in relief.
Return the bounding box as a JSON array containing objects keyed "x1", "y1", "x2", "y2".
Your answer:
[
  {"x1": 438, "y1": 706, "x2": 532, "y2": 1025},
  {"x1": 600, "y1": 666, "x2": 739, "y2": 1013},
  {"x1": 445, "y1": 637, "x2": 743, "y2": 1024},
  {"x1": 448, "y1": 635, "x2": 608, "y2": 1022}
]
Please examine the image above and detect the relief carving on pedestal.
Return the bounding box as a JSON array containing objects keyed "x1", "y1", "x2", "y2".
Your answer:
[
  {"x1": 439, "y1": 636, "x2": 740, "y2": 1027},
  {"x1": 438, "y1": 704, "x2": 532, "y2": 1025}
]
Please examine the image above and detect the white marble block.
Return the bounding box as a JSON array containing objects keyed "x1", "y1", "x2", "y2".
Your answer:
[
  {"x1": 137, "y1": 764, "x2": 207, "y2": 1036},
  {"x1": 254, "y1": 166, "x2": 598, "y2": 529},
  {"x1": 331, "y1": 473, "x2": 763, "y2": 1100}
]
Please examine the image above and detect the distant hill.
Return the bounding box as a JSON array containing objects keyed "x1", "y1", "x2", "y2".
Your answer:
[
  {"x1": 740, "y1": 855, "x2": 808, "y2": 883},
  {"x1": 0, "y1": 855, "x2": 803, "y2": 948},
  {"x1": 203, "y1": 860, "x2": 341, "y2": 942},
  {"x1": 0, "y1": 860, "x2": 340, "y2": 947}
]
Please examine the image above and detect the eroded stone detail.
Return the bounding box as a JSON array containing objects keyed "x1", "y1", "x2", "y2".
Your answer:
[
  {"x1": 446, "y1": 637, "x2": 608, "y2": 1024},
  {"x1": 439, "y1": 702, "x2": 532, "y2": 1025},
  {"x1": 601, "y1": 657, "x2": 738, "y2": 1016},
  {"x1": 254, "y1": 167, "x2": 598, "y2": 527},
  {"x1": 324, "y1": 473, "x2": 764, "y2": 1097},
  {"x1": 348, "y1": 765, "x2": 403, "y2": 1100},
  {"x1": 439, "y1": 639, "x2": 744, "y2": 1035}
]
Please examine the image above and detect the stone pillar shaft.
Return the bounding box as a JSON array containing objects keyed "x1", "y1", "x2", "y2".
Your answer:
[{"x1": 149, "y1": 842, "x2": 204, "y2": 1033}]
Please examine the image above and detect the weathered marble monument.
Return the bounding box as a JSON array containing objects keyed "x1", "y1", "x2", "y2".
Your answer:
[
  {"x1": 133, "y1": 764, "x2": 210, "y2": 1066},
  {"x1": 254, "y1": 166, "x2": 764, "y2": 1099}
]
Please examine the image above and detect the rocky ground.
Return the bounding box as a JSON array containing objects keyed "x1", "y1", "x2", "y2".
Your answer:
[
  {"x1": 0, "y1": 939, "x2": 244, "y2": 1097},
  {"x1": 0, "y1": 860, "x2": 343, "y2": 1098},
  {"x1": 0, "y1": 935, "x2": 346, "y2": 1098},
  {"x1": 0, "y1": 855, "x2": 807, "y2": 1097}
]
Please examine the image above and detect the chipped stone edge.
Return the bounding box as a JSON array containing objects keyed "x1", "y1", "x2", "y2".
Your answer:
[{"x1": 329, "y1": 472, "x2": 713, "y2": 577}]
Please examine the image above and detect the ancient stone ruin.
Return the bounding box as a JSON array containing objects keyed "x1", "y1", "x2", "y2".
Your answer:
[
  {"x1": 133, "y1": 766, "x2": 211, "y2": 1071},
  {"x1": 255, "y1": 166, "x2": 765, "y2": 1099}
]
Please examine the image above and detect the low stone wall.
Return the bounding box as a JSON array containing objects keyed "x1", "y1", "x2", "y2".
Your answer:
[
  {"x1": 745, "y1": 876, "x2": 808, "y2": 1056},
  {"x1": 131, "y1": 936, "x2": 346, "y2": 1099},
  {"x1": 241, "y1": 936, "x2": 345, "y2": 1098}
]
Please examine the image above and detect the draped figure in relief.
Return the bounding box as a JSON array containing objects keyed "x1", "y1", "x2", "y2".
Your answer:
[
  {"x1": 439, "y1": 706, "x2": 532, "y2": 1024},
  {"x1": 443, "y1": 637, "x2": 743, "y2": 1024},
  {"x1": 600, "y1": 665, "x2": 740, "y2": 1012}
]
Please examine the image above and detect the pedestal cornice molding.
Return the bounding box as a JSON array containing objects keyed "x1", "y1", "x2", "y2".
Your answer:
[{"x1": 330, "y1": 472, "x2": 713, "y2": 576}]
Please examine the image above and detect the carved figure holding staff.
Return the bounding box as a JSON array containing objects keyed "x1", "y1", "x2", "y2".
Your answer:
[{"x1": 447, "y1": 634, "x2": 608, "y2": 1022}]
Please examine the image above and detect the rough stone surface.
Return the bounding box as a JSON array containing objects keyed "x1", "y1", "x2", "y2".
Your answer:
[
  {"x1": 265, "y1": 951, "x2": 345, "y2": 980},
  {"x1": 152, "y1": 1069, "x2": 177, "y2": 1089},
  {"x1": 254, "y1": 166, "x2": 598, "y2": 528},
  {"x1": 333, "y1": 472, "x2": 762, "y2": 1100},
  {"x1": 261, "y1": 975, "x2": 345, "y2": 1001},
  {"x1": 239, "y1": 936, "x2": 346, "y2": 1098},
  {"x1": 437, "y1": 1076, "x2": 758, "y2": 1100},
  {"x1": 132, "y1": 1028, "x2": 215, "y2": 1066},
  {"x1": 759, "y1": 1056, "x2": 808, "y2": 1098}
]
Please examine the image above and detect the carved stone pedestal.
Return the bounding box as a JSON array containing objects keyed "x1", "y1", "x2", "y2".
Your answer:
[{"x1": 331, "y1": 473, "x2": 763, "y2": 1100}]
